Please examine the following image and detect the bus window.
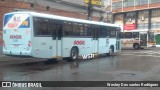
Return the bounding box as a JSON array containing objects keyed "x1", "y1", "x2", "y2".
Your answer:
[
  {"x1": 63, "y1": 22, "x2": 72, "y2": 36},
  {"x1": 120, "y1": 32, "x2": 125, "y2": 38},
  {"x1": 79, "y1": 24, "x2": 84, "y2": 36},
  {"x1": 33, "y1": 17, "x2": 51, "y2": 36},
  {"x1": 148, "y1": 32, "x2": 154, "y2": 42},
  {"x1": 73, "y1": 23, "x2": 80, "y2": 36},
  {"x1": 34, "y1": 17, "x2": 42, "y2": 36},
  {"x1": 133, "y1": 32, "x2": 139, "y2": 38},
  {"x1": 87, "y1": 25, "x2": 93, "y2": 37},
  {"x1": 110, "y1": 27, "x2": 116, "y2": 38},
  {"x1": 50, "y1": 20, "x2": 56, "y2": 39},
  {"x1": 95, "y1": 26, "x2": 100, "y2": 39},
  {"x1": 42, "y1": 19, "x2": 49, "y2": 35},
  {"x1": 125, "y1": 32, "x2": 132, "y2": 38},
  {"x1": 84, "y1": 24, "x2": 88, "y2": 36},
  {"x1": 106, "y1": 27, "x2": 116, "y2": 38},
  {"x1": 100, "y1": 26, "x2": 107, "y2": 38},
  {"x1": 105, "y1": 27, "x2": 110, "y2": 37}
]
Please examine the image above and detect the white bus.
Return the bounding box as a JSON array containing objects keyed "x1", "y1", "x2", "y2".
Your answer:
[
  {"x1": 120, "y1": 31, "x2": 156, "y2": 49},
  {"x1": 3, "y1": 11, "x2": 121, "y2": 60}
]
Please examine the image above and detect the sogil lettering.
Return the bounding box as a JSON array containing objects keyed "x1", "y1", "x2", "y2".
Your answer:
[
  {"x1": 10, "y1": 35, "x2": 22, "y2": 39},
  {"x1": 74, "y1": 40, "x2": 85, "y2": 45}
]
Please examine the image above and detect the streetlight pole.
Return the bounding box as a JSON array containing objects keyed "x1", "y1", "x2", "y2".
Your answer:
[{"x1": 87, "y1": 0, "x2": 93, "y2": 20}]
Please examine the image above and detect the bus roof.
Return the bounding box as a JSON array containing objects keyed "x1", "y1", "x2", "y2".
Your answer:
[{"x1": 5, "y1": 11, "x2": 120, "y2": 27}]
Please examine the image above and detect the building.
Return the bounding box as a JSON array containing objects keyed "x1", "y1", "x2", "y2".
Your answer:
[
  {"x1": 0, "y1": 0, "x2": 107, "y2": 47},
  {"x1": 111, "y1": 0, "x2": 160, "y2": 46}
]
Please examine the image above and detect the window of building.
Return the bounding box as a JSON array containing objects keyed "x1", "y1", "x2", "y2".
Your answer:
[
  {"x1": 113, "y1": 1, "x2": 122, "y2": 9},
  {"x1": 115, "y1": 14, "x2": 123, "y2": 21},
  {"x1": 150, "y1": 0, "x2": 160, "y2": 4},
  {"x1": 137, "y1": 23, "x2": 148, "y2": 29},
  {"x1": 138, "y1": 10, "x2": 149, "y2": 18},
  {"x1": 123, "y1": 0, "x2": 134, "y2": 7},
  {"x1": 152, "y1": 9, "x2": 160, "y2": 17},
  {"x1": 124, "y1": 12, "x2": 136, "y2": 23},
  {"x1": 151, "y1": 22, "x2": 160, "y2": 29},
  {"x1": 135, "y1": 0, "x2": 148, "y2": 6}
]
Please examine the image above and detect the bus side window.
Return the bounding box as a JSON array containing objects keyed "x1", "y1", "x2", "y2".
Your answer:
[
  {"x1": 133, "y1": 32, "x2": 139, "y2": 38},
  {"x1": 42, "y1": 19, "x2": 49, "y2": 35},
  {"x1": 110, "y1": 27, "x2": 116, "y2": 38},
  {"x1": 86, "y1": 24, "x2": 92, "y2": 37},
  {"x1": 63, "y1": 22, "x2": 72, "y2": 37},
  {"x1": 79, "y1": 24, "x2": 84, "y2": 36},
  {"x1": 73, "y1": 23, "x2": 79, "y2": 36},
  {"x1": 34, "y1": 17, "x2": 52, "y2": 36},
  {"x1": 95, "y1": 26, "x2": 100, "y2": 39},
  {"x1": 106, "y1": 27, "x2": 110, "y2": 38},
  {"x1": 84, "y1": 24, "x2": 88, "y2": 36},
  {"x1": 125, "y1": 32, "x2": 132, "y2": 38},
  {"x1": 120, "y1": 32, "x2": 125, "y2": 39}
]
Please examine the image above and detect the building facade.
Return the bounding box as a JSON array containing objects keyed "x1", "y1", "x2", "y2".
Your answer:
[
  {"x1": 0, "y1": 0, "x2": 107, "y2": 46},
  {"x1": 112, "y1": 0, "x2": 160, "y2": 45}
]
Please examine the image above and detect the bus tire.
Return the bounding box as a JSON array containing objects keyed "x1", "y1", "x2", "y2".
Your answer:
[
  {"x1": 70, "y1": 47, "x2": 79, "y2": 61},
  {"x1": 107, "y1": 46, "x2": 114, "y2": 56},
  {"x1": 133, "y1": 43, "x2": 140, "y2": 49}
]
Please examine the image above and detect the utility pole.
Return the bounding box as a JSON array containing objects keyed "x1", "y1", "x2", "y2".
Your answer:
[{"x1": 87, "y1": 0, "x2": 93, "y2": 20}]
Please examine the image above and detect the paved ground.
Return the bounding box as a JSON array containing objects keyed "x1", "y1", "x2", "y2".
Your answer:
[
  {"x1": 0, "y1": 46, "x2": 2, "y2": 55},
  {"x1": 0, "y1": 48, "x2": 160, "y2": 90}
]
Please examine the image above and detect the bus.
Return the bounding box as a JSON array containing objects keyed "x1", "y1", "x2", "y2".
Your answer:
[
  {"x1": 120, "y1": 31, "x2": 156, "y2": 49},
  {"x1": 3, "y1": 11, "x2": 121, "y2": 60}
]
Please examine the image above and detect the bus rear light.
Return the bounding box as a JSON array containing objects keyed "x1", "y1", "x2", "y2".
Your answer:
[
  {"x1": 28, "y1": 41, "x2": 31, "y2": 47},
  {"x1": 27, "y1": 41, "x2": 31, "y2": 51}
]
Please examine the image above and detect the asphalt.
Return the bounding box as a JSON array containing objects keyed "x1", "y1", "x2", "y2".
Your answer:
[{"x1": 0, "y1": 45, "x2": 4, "y2": 58}]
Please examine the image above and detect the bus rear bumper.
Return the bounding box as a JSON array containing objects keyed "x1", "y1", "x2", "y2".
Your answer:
[{"x1": 3, "y1": 50, "x2": 32, "y2": 56}]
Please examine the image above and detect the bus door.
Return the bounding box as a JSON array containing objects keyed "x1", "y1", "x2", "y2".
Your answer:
[
  {"x1": 92, "y1": 26, "x2": 99, "y2": 53},
  {"x1": 140, "y1": 33, "x2": 147, "y2": 47},
  {"x1": 52, "y1": 22, "x2": 62, "y2": 57}
]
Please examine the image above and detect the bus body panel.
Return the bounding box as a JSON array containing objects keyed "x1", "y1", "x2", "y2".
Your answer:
[
  {"x1": 62, "y1": 38, "x2": 93, "y2": 57},
  {"x1": 108, "y1": 38, "x2": 117, "y2": 52},
  {"x1": 3, "y1": 13, "x2": 32, "y2": 56},
  {"x1": 98, "y1": 38, "x2": 109, "y2": 53},
  {"x1": 31, "y1": 37, "x2": 53, "y2": 58}
]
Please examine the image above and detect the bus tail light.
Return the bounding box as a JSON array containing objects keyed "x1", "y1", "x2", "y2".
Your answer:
[
  {"x1": 28, "y1": 41, "x2": 31, "y2": 47},
  {"x1": 27, "y1": 41, "x2": 31, "y2": 51}
]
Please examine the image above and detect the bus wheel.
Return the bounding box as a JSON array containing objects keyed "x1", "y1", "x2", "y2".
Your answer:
[
  {"x1": 107, "y1": 46, "x2": 114, "y2": 56},
  {"x1": 70, "y1": 47, "x2": 79, "y2": 61},
  {"x1": 133, "y1": 44, "x2": 140, "y2": 49}
]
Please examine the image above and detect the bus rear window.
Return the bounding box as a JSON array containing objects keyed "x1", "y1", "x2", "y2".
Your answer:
[{"x1": 3, "y1": 14, "x2": 30, "y2": 29}]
